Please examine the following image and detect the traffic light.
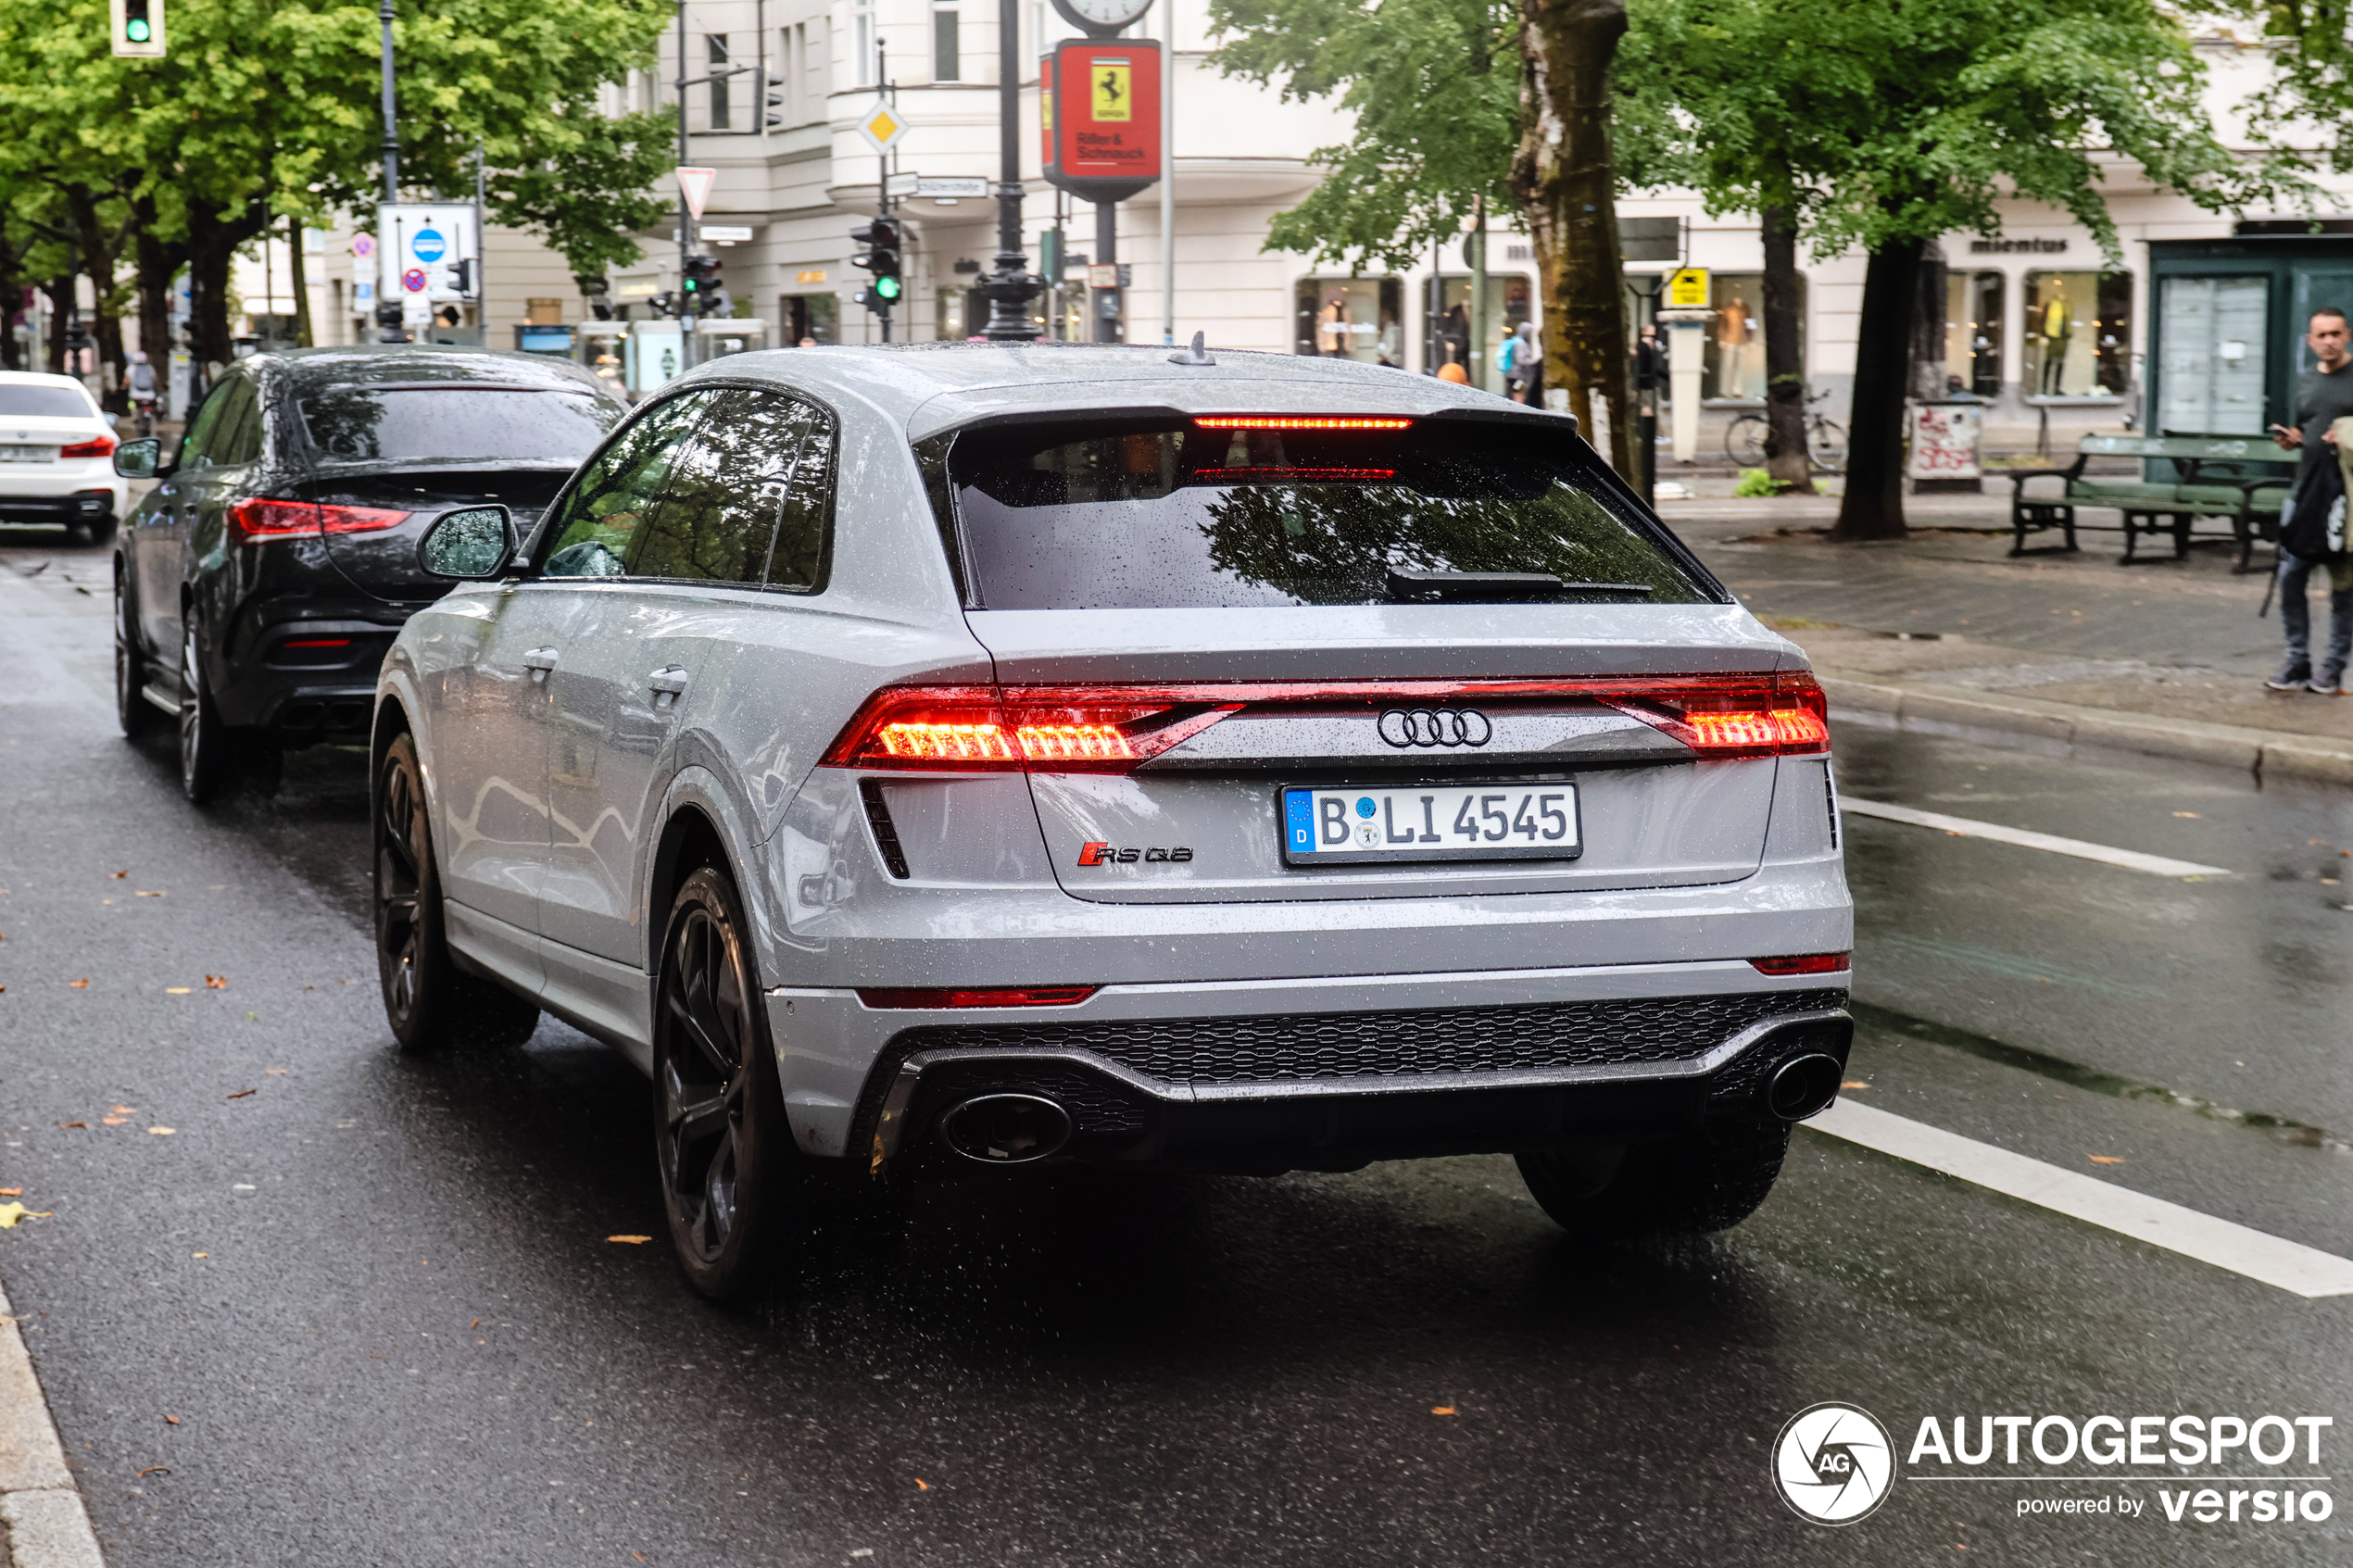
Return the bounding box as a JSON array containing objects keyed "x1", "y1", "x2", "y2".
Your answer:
[
  {"x1": 681, "y1": 255, "x2": 723, "y2": 318},
  {"x1": 449, "y1": 258, "x2": 475, "y2": 298},
  {"x1": 850, "y1": 216, "x2": 901, "y2": 315},
  {"x1": 764, "y1": 69, "x2": 788, "y2": 131},
  {"x1": 110, "y1": 0, "x2": 166, "y2": 56}
]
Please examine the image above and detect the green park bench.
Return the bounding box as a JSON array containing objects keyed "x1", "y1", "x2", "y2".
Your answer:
[{"x1": 2006, "y1": 433, "x2": 2297, "y2": 571}]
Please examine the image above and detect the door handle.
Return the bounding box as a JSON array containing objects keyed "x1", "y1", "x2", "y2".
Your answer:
[
  {"x1": 646, "y1": 666, "x2": 690, "y2": 695},
  {"x1": 523, "y1": 646, "x2": 559, "y2": 682}
]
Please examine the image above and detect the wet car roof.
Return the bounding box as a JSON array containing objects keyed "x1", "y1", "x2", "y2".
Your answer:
[
  {"x1": 253, "y1": 345, "x2": 616, "y2": 396},
  {"x1": 668, "y1": 343, "x2": 1570, "y2": 442}
]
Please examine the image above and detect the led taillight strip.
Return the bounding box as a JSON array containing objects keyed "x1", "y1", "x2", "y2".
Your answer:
[
  {"x1": 823, "y1": 673, "x2": 1831, "y2": 773},
  {"x1": 227, "y1": 497, "x2": 412, "y2": 544},
  {"x1": 1192, "y1": 416, "x2": 1414, "y2": 431}
]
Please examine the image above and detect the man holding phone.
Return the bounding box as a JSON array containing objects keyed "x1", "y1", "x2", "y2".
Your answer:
[{"x1": 2266, "y1": 307, "x2": 2353, "y2": 695}]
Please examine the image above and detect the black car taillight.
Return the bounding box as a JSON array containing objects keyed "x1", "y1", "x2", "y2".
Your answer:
[{"x1": 227, "y1": 498, "x2": 412, "y2": 544}]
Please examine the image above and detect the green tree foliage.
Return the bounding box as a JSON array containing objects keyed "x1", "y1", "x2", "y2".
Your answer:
[
  {"x1": 1206, "y1": 0, "x2": 1518, "y2": 271},
  {"x1": 1617, "y1": 0, "x2": 2305, "y2": 538}
]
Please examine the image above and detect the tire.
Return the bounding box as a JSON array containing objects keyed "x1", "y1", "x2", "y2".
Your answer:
[
  {"x1": 1724, "y1": 413, "x2": 1768, "y2": 467},
  {"x1": 1808, "y1": 418, "x2": 1848, "y2": 474},
  {"x1": 115, "y1": 576, "x2": 164, "y2": 739},
  {"x1": 1516, "y1": 1118, "x2": 1792, "y2": 1239},
  {"x1": 178, "y1": 625, "x2": 235, "y2": 803},
  {"x1": 653, "y1": 863, "x2": 795, "y2": 1301},
  {"x1": 375, "y1": 732, "x2": 542, "y2": 1055},
  {"x1": 86, "y1": 514, "x2": 118, "y2": 546}
]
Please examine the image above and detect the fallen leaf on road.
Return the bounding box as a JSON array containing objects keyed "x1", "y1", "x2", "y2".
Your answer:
[
  {"x1": 0, "y1": 1188, "x2": 18, "y2": 1197},
  {"x1": 913, "y1": 1478, "x2": 930, "y2": 1491},
  {"x1": 470, "y1": 1319, "x2": 479, "y2": 1328},
  {"x1": 2087, "y1": 1155, "x2": 2124, "y2": 1165},
  {"x1": 68, "y1": 979, "x2": 88, "y2": 988},
  {"x1": 205, "y1": 975, "x2": 226, "y2": 989},
  {"x1": 162, "y1": 1414, "x2": 180, "y2": 1425},
  {"x1": 2172, "y1": 811, "x2": 2200, "y2": 819},
  {"x1": 165, "y1": 987, "x2": 192, "y2": 995},
  {"x1": 57, "y1": 1122, "x2": 84, "y2": 1129},
  {"x1": 111, "y1": 871, "x2": 126, "y2": 879},
  {"x1": 135, "y1": 891, "x2": 163, "y2": 897},
  {"x1": 191, "y1": 1252, "x2": 207, "y2": 1259},
  {"x1": 113, "y1": 1106, "x2": 134, "y2": 1114},
  {"x1": 1431, "y1": 1406, "x2": 1458, "y2": 1416},
  {"x1": 147, "y1": 1126, "x2": 174, "y2": 1135},
  {"x1": 100, "y1": 1116, "x2": 128, "y2": 1126},
  {"x1": 0, "y1": 1202, "x2": 52, "y2": 1228},
  {"x1": 136, "y1": 1467, "x2": 170, "y2": 1478},
  {"x1": 226, "y1": 1089, "x2": 255, "y2": 1100},
  {"x1": 1842, "y1": 1080, "x2": 1869, "y2": 1089},
  {"x1": 606, "y1": 1235, "x2": 651, "y2": 1245}
]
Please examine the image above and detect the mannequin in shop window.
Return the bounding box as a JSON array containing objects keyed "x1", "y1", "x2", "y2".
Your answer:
[
  {"x1": 1716, "y1": 292, "x2": 1752, "y2": 399},
  {"x1": 2039, "y1": 292, "x2": 2072, "y2": 395}
]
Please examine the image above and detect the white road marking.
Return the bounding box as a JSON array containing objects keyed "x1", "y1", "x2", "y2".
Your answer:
[
  {"x1": 1808, "y1": 1100, "x2": 2353, "y2": 1298},
  {"x1": 1839, "y1": 797, "x2": 2233, "y2": 878},
  {"x1": 0, "y1": 1279, "x2": 105, "y2": 1566}
]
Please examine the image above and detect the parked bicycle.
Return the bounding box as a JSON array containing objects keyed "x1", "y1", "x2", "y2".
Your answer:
[{"x1": 1725, "y1": 392, "x2": 1846, "y2": 473}]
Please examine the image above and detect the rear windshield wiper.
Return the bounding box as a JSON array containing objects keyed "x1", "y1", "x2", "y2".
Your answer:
[{"x1": 1384, "y1": 568, "x2": 1654, "y2": 603}]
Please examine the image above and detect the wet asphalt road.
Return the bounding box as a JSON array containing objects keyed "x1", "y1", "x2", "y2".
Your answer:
[{"x1": 0, "y1": 531, "x2": 2348, "y2": 1566}]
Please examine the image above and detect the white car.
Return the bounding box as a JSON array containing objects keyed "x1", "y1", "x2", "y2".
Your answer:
[{"x1": 0, "y1": 371, "x2": 127, "y2": 542}]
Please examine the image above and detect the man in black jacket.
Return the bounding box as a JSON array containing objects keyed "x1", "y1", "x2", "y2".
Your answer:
[{"x1": 2266, "y1": 307, "x2": 2353, "y2": 695}]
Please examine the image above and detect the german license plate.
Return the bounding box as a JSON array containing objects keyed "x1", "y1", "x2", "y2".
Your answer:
[
  {"x1": 1281, "y1": 784, "x2": 1581, "y2": 865},
  {"x1": 0, "y1": 445, "x2": 54, "y2": 463}
]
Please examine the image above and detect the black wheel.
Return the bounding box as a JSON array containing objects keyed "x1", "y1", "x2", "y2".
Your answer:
[
  {"x1": 178, "y1": 624, "x2": 234, "y2": 803},
  {"x1": 1725, "y1": 413, "x2": 1768, "y2": 467},
  {"x1": 375, "y1": 732, "x2": 541, "y2": 1055},
  {"x1": 115, "y1": 575, "x2": 164, "y2": 739},
  {"x1": 1516, "y1": 1119, "x2": 1791, "y2": 1239},
  {"x1": 86, "y1": 513, "x2": 118, "y2": 546},
  {"x1": 654, "y1": 863, "x2": 793, "y2": 1300}
]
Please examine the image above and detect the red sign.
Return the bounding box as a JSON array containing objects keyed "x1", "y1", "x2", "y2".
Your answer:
[
  {"x1": 401, "y1": 267, "x2": 428, "y2": 294},
  {"x1": 1041, "y1": 39, "x2": 1161, "y2": 202}
]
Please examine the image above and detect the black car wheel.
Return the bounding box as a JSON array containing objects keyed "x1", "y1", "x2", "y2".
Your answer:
[
  {"x1": 654, "y1": 863, "x2": 793, "y2": 1300},
  {"x1": 115, "y1": 578, "x2": 163, "y2": 739},
  {"x1": 375, "y1": 732, "x2": 542, "y2": 1056},
  {"x1": 1516, "y1": 1119, "x2": 1791, "y2": 1239},
  {"x1": 178, "y1": 625, "x2": 234, "y2": 803}
]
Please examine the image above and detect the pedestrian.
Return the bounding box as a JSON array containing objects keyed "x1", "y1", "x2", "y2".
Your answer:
[
  {"x1": 2264, "y1": 307, "x2": 2353, "y2": 695},
  {"x1": 1499, "y1": 321, "x2": 1539, "y2": 403},
  {"x1": 128, "y1": 351, "x2": 157, "y2": 436}
]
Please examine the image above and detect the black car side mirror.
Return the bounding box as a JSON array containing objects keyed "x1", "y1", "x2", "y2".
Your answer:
[
  {"x1": 113, "y1": 437, "x2": 163, "y2": 479},
  {"x1": 417, "y1": 506, "x2": 516, "y2": 579}
]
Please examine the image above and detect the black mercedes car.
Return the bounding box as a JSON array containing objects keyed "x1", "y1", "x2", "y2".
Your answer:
[{"x1": 111, "y1": 346, "x2": 626, "y2": 801}]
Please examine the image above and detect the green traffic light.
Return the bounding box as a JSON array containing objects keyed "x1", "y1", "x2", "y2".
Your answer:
[
  {"x1": 125, "y1": 17, "x2": 151, "y2": 39},
  {"x1": 875, "y1": 276, "x2": 901, "y2": 301}
]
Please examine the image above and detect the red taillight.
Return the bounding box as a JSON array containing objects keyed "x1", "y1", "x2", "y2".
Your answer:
[
  {"x1": 1749, "y1": 953, "x2": 1851, "y2": 976},
  {"x1": 858, "y1": 985, "x2": 1100, "y2": 1010},
  {"x1": 1209, "y1": 467, "x2": 1398, "y2": 482},
  {"x1": 280, "y1": 638, "x2": 353, "y2": 649},
  {"x1": 60, "y1": 433, "x2": 117, "y2": 459},
  {"x1": 227, "y1": 498, "x2": 411, "y2": 544},
  {"x1": 1193, "y1": 416, "x2": 1413, "y2": 431},
  {"x1": 825, "y1": 672, "x2": 1832, "y2": 773}
]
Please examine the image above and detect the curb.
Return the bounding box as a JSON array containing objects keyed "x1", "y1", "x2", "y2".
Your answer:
[
  {"x1": 1818, "y1": 673, "x2": 2353, "y2": 784},
  {"x1": 0, "y1": 1282, "x2": 102, "y2": 1568}
]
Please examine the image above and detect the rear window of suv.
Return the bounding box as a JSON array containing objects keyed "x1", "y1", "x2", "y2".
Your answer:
[
  {"x1": 941, "y1": 415, "x2": 1717, "y2": 609},
  {"x1": 300, "y1": 386, "x2": 620, "y2": 463}
]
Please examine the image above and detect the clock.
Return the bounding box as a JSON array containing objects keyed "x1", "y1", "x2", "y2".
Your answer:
[{"x1": 1051, "y1": 0, "x2": 1153, "y2": 37}]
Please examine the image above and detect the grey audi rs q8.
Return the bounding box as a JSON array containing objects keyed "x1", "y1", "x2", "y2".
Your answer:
[{"x1": 372, "y1": 342, "x2": 1853, "y2": 1297}]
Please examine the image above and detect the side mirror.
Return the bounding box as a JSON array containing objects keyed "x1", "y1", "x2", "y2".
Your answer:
[
  {"x1": 113, "y1": 437, "x2": 162, "y2": 479},
  {"x1": 417, "y1": 505, "x2": 515, "y2": 579}
]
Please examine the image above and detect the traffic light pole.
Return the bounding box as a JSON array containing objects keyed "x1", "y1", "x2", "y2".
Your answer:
[
  {"x1": 375, "y1": 0, "x2": 408, "y2": 343},
  {"x1": 977, "y1": 0, "x2": 1039, "y2": 339},
  {"x1": 675, "y1": 0, "x2": 696, "y2": 372}
]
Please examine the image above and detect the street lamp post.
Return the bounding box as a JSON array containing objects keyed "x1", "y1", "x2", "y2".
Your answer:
[
  {"x1": 977, "y1": 0, "x2": 1040, "y2": 339},
  {"x1": 375, "y1": 0, "x2": 407, "y2": 343},
  {"x1": 675, "y1": 0, "x2": 697, "y2": 371}
]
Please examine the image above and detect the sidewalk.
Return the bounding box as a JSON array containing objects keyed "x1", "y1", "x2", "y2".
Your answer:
[{"x1": 1660, "y1": 488, "x2": 2353, "y2": 782}]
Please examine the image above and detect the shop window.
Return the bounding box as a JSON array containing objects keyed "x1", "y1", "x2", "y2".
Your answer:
[
  {"x1": 2024, "y1": 270, "x2": 2131, "y2": 397},
  {"x1": 2155, "y1": 276, "x2": 2267, "y2": 434},
  {"x1": 781, "y1": 293, "x2": 839, "y2": 346},
  {"x1": 707, "y1": 35, "x2": 732, "y2": 131},
  {"x1": 1431, "y1": 274, "x2": 1533, "y2": 384},
  {"x1": 1295, "y1": 278, "x2": 1403, "y2": 365},
  {"x1": 1700, "y1": 273, "x2": 1805, "y2": 402},
  {"x1": 852, "y1": 0, "x2": 876, "y2": 87},
  {"x1": 1943, "y1": 270, "x2": 2003, "y2": 398}
]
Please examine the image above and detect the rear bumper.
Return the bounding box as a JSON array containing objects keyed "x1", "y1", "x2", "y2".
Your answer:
[
  {"x1": 766, "y1": 962, "x2": 1854, "y2": 1167},
  {"x1": 0, "y1": 487, "x2": 120, "y2": 525}
]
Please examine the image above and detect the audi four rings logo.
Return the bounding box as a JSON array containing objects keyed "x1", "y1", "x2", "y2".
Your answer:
[{"x1": 1378, "y1": 708, "x2": 1493, "y2": 748}]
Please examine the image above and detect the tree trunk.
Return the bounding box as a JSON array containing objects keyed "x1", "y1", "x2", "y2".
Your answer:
[
  {"x1": 1759, "y1": 202, "x2": 1811, "y2": 495},
  {"x1": 289, "y1": 219, "x2": 315, "y2": 348},
  {"x1": 183, "y1": 199, "x2": 271, "y2": 374},
  {"x1": 1829, "y1": 236, "x2": 1923, "y2": 542},
  {"x1": 44, "y1": 276, "x2": 74, "y2": 375},
  {"x1": 133, "y1": 194, "x2": 180, "y2": 383},
  {"x1": 1912, "y1": 240, "x2": 1946, "y2": 403},
  {"x1": 1511, "y1": 0, "x2": 1632, "y2": 474},
  {"x1": 63, "y1": 185, "x2": 129, "y2": 414}
]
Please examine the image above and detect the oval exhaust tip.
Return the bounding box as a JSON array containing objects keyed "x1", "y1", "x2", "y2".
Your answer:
[
  {"x1": 1765, "y1": 1052, "x2": 1844, "y2": 1122},
  {"x1": 937, "y1": 1093, "x2": 1074, "y2": 1165}
]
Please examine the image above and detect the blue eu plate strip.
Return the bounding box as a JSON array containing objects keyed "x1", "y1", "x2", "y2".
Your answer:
[{"x1": 1283, "y1": 790, "x2": 1316, "y2": 853}]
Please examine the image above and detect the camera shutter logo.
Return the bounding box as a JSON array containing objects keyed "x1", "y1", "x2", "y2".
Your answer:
[
  {"x1": 1772, "y1": 1403, "x2": 1895, "y2": 1524},
  {"x1": 1377, "y1": 708, "x2": 1492, "y2": 748}
]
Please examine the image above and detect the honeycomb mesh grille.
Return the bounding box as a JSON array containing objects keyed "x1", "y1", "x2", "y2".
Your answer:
[{"x1": 888, "y1": 988, "x2": 1846, "y2": 1086}]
